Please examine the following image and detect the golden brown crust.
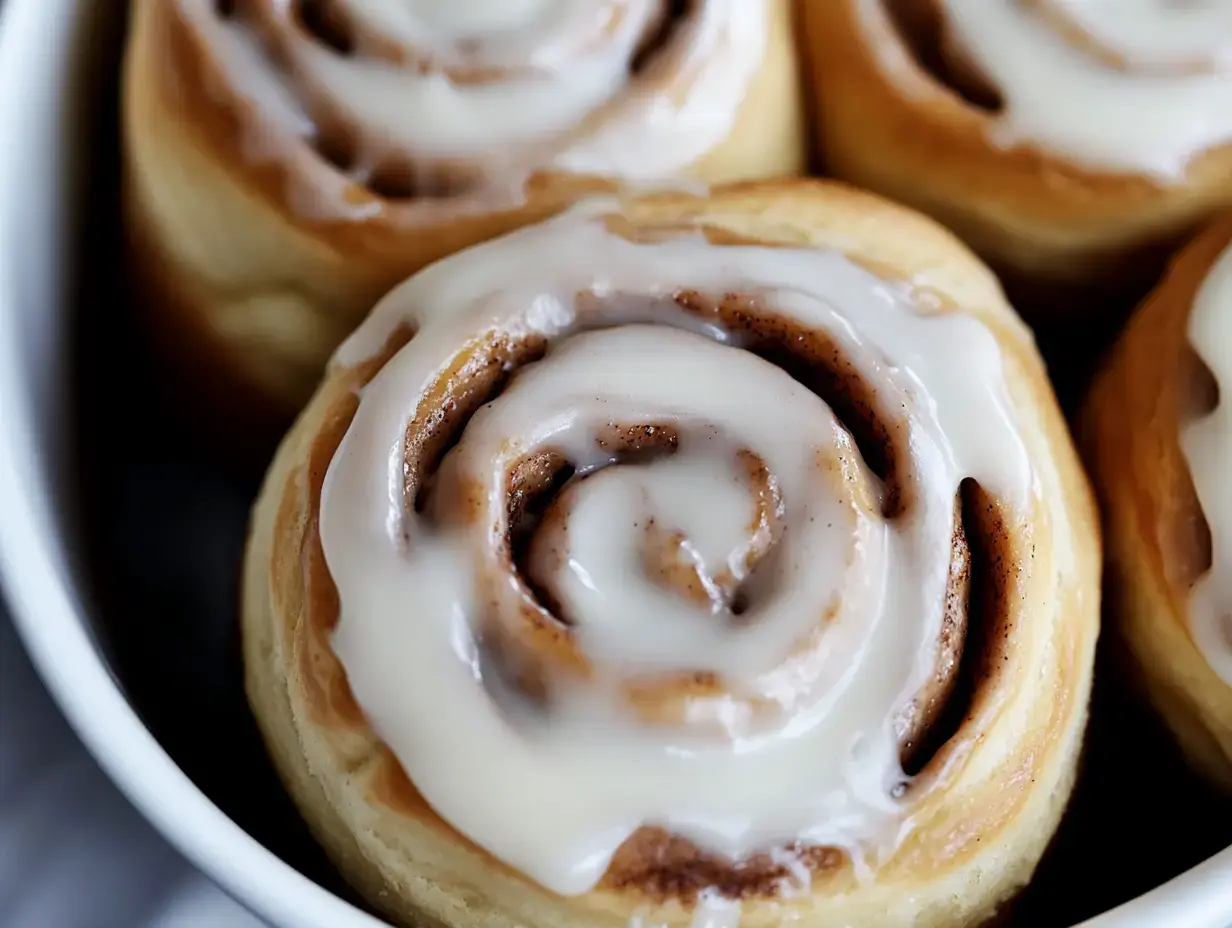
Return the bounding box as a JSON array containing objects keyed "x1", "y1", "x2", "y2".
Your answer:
[
  {"x1": 242, "y1": 179, "x2": 1101, "y2": 928},
  {"x1": 120, "y1": 0, "x2": 806, "y2": 426},
  {"x1": 1080, "y1": 216, "x2": 1232, "y2": 792},
  {"x1": 798, "y1": 0, "x2": 1232, "y2": 312}
]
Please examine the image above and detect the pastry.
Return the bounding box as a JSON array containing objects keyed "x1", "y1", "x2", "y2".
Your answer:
[
  {"x1": 800, "y1": 0, "x2": 1232, "y2": 308},
  {"x1": 121, "y1": 0, "x2": 805, "y2": 422},
  {"x1": 1082, "y1": 215, "x2": 1232, "y2": 791},
  {"x1": 241, "y1": 179, "x2": 1101, "y2": 928}
]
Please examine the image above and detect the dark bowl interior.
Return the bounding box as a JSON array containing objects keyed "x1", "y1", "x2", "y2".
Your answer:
[{"x1": 68, "y1": 12, "x2": 1231, "y2": 927}]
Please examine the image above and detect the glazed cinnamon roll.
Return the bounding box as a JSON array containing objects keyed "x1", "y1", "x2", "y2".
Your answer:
[
  {"x1": 1082, "y1": 216, "x2": 1232, "y2": 792},
  {"x1": 241, "y1": 180, "x2": 1100, "y2": 928},
  {"x1": 121, "y1": 0, "x2": 804, "y2": 423},
  {"x1": 800, "y1": 1, "x2": 1232, "y2": 307}
]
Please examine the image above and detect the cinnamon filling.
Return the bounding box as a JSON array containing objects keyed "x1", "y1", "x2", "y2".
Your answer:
[
  {"x1": 631, "y1": 0, "x2": 691, "y2": 75},
  {"x1": 296, "y1": 0, "x2": 354, "y2": 57},
  {"x1": 883, "y1": 0, "x2": 1005, "y2": 112},
  {"x1": 902, "y1": 478, "x2": 1016, "y2": 779},
  {"x1": 673, "y1": 289, "x2": 913, "y2": 516},
  {"x1": 1162, "y1": 346, "x2": 1219, "y2": 592},
  {"x1": 1177, "y1": 345, "x2": 1217, "y2": 581},
  {"x1": 604, "y1": 834, "x2": 845, "y2": 901},
  {"x1": 309, "y1": 113, "x2": 480, "y2": 199}
]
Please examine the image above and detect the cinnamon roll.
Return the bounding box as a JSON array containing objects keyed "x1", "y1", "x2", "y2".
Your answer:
[
  {"x1": 241, "y1": 180, "x2": 1100, "y2": 927},
  {"x1": 121, "y1": 0, "x2": 805, "y2": 424},
  {"x1": 800, "y1": 1, "x2": 1232, "y2": 307},
  {"x1": 1082, "y1": 215, "x2": 1232, "y2": 792}
]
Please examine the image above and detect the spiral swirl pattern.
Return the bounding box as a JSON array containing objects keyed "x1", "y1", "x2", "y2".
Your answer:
[
  {"x1": 875, "y1": 0, "x2": 1232, "y2": 174},
  {"x1": 311, "y1": 196, "x2": 1039, "y2": 896},
  {"x1": 173, "y1": 0, "x2": 766, "y2": 207}
]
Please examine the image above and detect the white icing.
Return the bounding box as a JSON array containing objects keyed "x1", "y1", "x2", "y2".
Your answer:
[
  {"x1": 290, "y1": 1, "x2": 661, "y2": 160},
  {"x1": 553, "y1": 1, "x2": 766, "y2": 179},
  {"x1": 177, "y1": 7, "x2": 313, "y2": 144},
  {"x1": 374, "y1": 0, "x2": 562, "y2": 41},
  {"x1": 320, "y1": 205, "x2": 1034, "y2": 896},
  {"x1": 1053, "y1": 0, "x2": 1232, "y2": 69},
  {"x1": 689, "y1": 890, "x2": 743, "y2": 928},
  {"x1": 1182, "y1": 239, "x2": 1232, "y2": 686},
  {"x1": 175, "y1": 0, "x2": 765, "y2": 199},
  {"x1": 864, "y1": 0, "x2": 1232, "y2": 176}
]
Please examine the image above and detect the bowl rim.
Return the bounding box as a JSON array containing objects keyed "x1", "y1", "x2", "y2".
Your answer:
[
  {"x1": 0, "y1": 1, "x2": 1229, "y2": 926},
  {"x1": 0, "y1": 1, "x2": 384, "y2": 925}
]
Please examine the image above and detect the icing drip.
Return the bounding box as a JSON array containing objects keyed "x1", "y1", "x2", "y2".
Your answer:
[
  {"x1": 868, "y1": 0, "x2": 1232, "y2": 175},
  {"x1": 1183, "y1": 240, "x2": 1232, "y2": 686},
  {"x1": 319, "y1": 204, "x2": 1034, "y2": 895},
  {"x1": 174, "y1": 0, "x2": 765, "y2": 208}
]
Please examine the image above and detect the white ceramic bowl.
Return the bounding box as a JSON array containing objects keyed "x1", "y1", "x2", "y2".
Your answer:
[{"x1": 0, "y1": 0, "x2": 1229, "y2": 925}]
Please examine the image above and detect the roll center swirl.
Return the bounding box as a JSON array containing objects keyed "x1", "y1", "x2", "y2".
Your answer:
[
  {"x1": 319, "y1": 205, "x2": 1034, "y2": 895},
  {"x1": 180, "y1": 0, "x2": 764, "y2": 201}
]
